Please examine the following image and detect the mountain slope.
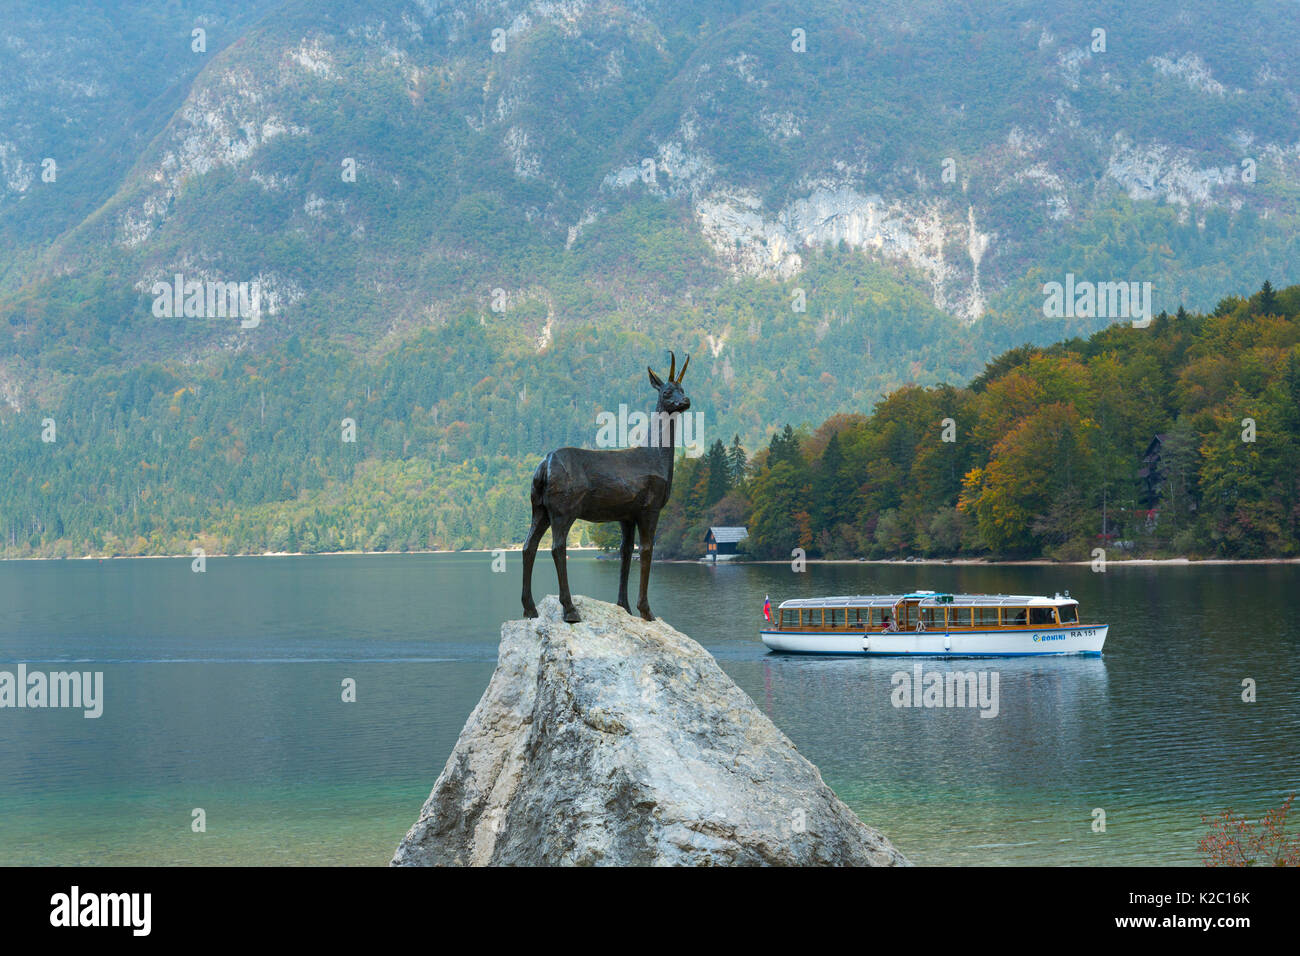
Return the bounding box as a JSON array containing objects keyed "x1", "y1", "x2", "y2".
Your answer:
[{"x1": 1, "y1": 0, "x2": 1298, "y2": 555}]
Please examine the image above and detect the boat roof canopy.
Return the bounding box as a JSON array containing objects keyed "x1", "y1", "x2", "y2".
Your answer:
[{"x1": 778, "y1": 593, "x2": 1079, "y2": 609}]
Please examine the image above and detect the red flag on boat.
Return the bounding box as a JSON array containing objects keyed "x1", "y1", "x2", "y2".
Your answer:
[{"x1": 763, "y1": 595, "x2": 772, "y2": 621}]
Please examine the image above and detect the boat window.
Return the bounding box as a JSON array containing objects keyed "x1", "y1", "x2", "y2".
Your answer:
[
  {"x1": 1029, "y1": 607, "x2": 1057, "y2": 626},
  {"x1": 1057, "y1": 604, "x2": 1079, "y2": 624},
  {"x1": 974, "y1": 607, "x2": 1000, "y2": 628},
  {"x1": 949, "y1": 607, "x2": 972, "y2": 627},
  {"x1": 920, "y1": 607, "x2": 945, "y2": 628},
  {"x1": 1003, "y1": 607, "x2": 1028, "y2": 626},
  {"x1": 780, "y1": 608, "x2": 799, "y2": 627},
  {"x1": 828, "y1": 608, "x2": 847, "y2": 627},
  {"x1": 802, "y1": 608, "x2": 823, "y2": 628}
]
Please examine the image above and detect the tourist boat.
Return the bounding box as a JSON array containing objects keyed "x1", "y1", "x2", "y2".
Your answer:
[{"x1": 760, "y1": 591, "x2": 1106, "y2": 656}]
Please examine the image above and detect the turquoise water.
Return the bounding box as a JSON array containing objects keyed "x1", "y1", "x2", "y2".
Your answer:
[{"x1": 1, "y1": 553, "x2": 1297, "y2": 865}]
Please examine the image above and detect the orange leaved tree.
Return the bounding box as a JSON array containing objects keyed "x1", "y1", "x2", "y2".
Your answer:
[{"x1": 1199, "y1": 793, "x2": 1300, "y2": 866}]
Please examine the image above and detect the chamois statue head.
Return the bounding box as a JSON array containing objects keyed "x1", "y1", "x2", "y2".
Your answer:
[{"x1": 647, "y1": 351, "x2": 691, "y2": 414}]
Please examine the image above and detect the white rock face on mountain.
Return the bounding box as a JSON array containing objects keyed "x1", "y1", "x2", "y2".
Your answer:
[
  {"x1": 599, "y1": 118, "x2": 994, "y2": 321},
  {"x1": 0, "y1": 141, "x2": 35, "y2": 195},
  {"x1": 1149, "y1": 52, "x2": 1234, "y2": 97},
  {"x1": 693, "y1": 183, "x2": 992, "y2": 323},
  {"x1": 1106, "y1": 135, "x2": 1238, "y2": 207},
  {"x1": 118, "y1": 67, "x2": 312, "y2": 248},
  {"x1": 392, "y1": 595, "x2": 909, "y2": 866}
]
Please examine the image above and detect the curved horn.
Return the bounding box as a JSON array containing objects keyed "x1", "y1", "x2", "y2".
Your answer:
[
  {"x1": 675, "y1": 353, "x2": 690, "y2": 383},
  {"x1": 667, "y1": 350, "x2": 676, "y2": 383}
]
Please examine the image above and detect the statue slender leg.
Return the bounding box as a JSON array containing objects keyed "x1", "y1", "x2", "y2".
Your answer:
[
  {"x1": 550, "y1": 516, "x2": 581, "y2": 623},
  {"x1": 521, "y1": 508, "x2": 549, "y2": 618},
  {"x1": 635, "y1": 512, "x2": 659, "y2": 621},
  {"x1": 617, "y1": 519, "x2": 635, "y2": 613}
]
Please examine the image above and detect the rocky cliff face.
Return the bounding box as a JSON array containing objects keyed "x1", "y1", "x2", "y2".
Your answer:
[
  {"x1": 6, "y1": 0, "x2": 1299, "y2": 329},
  {"x1": 392, "y1": 595, "x2": 908, "y2": 866}
]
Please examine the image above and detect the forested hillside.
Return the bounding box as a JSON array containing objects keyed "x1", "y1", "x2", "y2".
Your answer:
[
  {"x1": 655, "y1": 281, "x2": 1300, "y2": 561},
  {"x1": 3, "y1": 1, "x2": 1300, "y2": 557}
]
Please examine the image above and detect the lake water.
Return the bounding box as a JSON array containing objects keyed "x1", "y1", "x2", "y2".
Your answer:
[{"x1": 1, "y1": 553, "x2": 1296, "y2": 865}]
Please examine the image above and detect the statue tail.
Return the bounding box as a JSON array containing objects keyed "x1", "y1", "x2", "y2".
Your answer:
[{"x1": 530, "y1": 457, "x2": 548, "y2": 507}]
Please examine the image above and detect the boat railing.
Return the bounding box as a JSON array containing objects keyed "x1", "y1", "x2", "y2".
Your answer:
[{"x1": 774, "y1": 603, "x2": 1079, "y2": 631}]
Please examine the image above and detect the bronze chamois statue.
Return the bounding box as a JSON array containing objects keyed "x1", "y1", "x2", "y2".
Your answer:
[{"x1": 522, "y1": 352, "x2": 691, "y2": 624}]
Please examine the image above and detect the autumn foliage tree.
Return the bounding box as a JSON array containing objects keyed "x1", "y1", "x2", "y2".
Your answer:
[
  {"x1": 1199, "y1": 794, "x2": 1300, "y2": 867},
  {"x1": 688, "y1": 281, "x2": 1300, "y2": 561}
]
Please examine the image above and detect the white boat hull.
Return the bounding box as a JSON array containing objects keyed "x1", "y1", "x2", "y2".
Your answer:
[{"x1": 759, "y1": 624, "x2": 1107, "y2": 657}]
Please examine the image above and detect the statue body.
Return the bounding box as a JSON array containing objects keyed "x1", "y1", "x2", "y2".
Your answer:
[{"x1": 522, "y1": 353, "x2": 691, "y2": 623}]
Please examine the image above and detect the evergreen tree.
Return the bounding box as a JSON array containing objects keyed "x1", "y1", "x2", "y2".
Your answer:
[
  {"x1": 727, "y1": 434, "x2": 748, "y2": 484},
  {"x1": 812, "y1": 431, "x2": 853, "y2": 533},
  {"x1": 1258, "y1": 280, "x2": 1278, "y2": 316},
  {"x1": 703, "y1": 439, "x2": 731, "y2": 506},
  {"x1": 767, "y1": 424, "x2": 801, "y2": 468}
]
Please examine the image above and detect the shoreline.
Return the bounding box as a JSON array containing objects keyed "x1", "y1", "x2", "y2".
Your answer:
[
  {"x1": 0, "y1": 545, "x2": 602, "y2": 563},
  {"x1": 1, "y1": 549, "x2": 1297, "y2": 567},
  {"x1": 723, "y1": 556, "x2": 1300, "y2": 567}
]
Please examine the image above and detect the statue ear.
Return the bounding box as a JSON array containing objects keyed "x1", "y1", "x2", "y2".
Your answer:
[{"x1": 648, "y1": 367, "x2": 664, "y2": 389}]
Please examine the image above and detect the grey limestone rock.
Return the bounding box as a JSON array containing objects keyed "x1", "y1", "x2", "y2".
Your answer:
[{"x1": 392, "y1": 595, "x2": 909, "y2": 866}]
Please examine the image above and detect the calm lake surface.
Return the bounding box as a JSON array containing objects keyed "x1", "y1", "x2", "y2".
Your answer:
[{"x1": 1, "y1": 553, "x2": 1296, "y2": 865}]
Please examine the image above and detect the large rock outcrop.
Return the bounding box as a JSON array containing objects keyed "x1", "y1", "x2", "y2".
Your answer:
[{"x1": 392, "y1": 595, "x2": 908, "y2": 866}]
